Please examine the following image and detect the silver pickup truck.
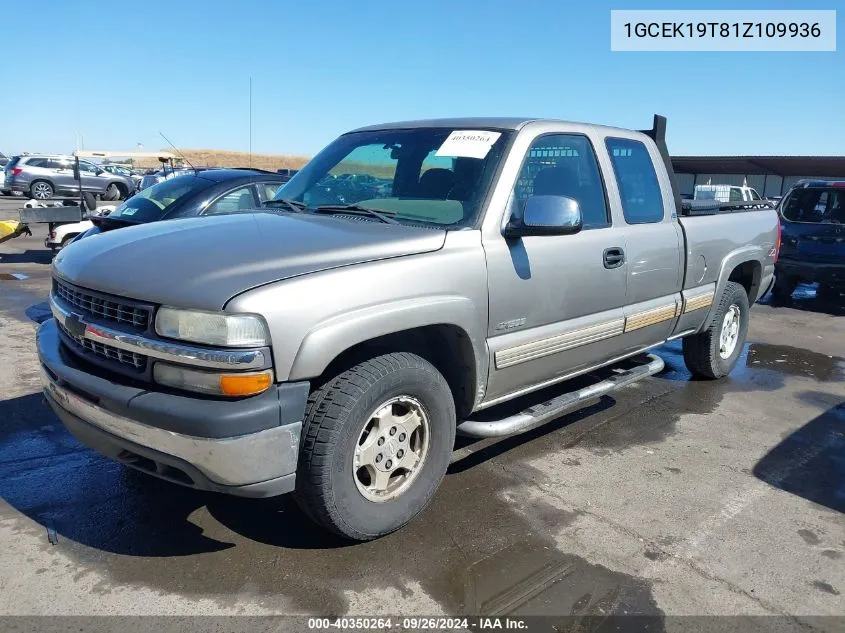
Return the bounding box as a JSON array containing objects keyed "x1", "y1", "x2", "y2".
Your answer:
[{"x1": 37, "y1": 115, "x2": 779, "y2": 541}]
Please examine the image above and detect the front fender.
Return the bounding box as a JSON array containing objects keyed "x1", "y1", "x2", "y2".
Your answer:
[{"x1": 288, "y1": 295, "x2": 487, "y2": 385}]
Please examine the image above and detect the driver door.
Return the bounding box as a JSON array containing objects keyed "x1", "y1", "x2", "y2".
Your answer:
[{"x1": 482, "y1": 132, "x2": 628, "y2": 402}]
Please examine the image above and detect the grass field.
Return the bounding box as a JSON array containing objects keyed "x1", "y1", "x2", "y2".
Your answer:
[{"x1": 134, "y1": 149, "x2": 311, "y2": 171}]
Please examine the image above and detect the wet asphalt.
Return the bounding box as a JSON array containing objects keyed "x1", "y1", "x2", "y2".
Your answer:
[{"x1": 0, "y1": 224, "x2": 844, "y2": 628}]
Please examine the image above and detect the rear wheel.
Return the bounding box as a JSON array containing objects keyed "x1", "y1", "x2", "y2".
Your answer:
[
  {"x1": 295, "y1": 352, "x2": 455, "y2": 541},
  {"x1": 30, "y1": 180, "x2": 54, "y2": 199},
  {"x1": 682, "y1": 281, "x2": 750, "y2": 379}
]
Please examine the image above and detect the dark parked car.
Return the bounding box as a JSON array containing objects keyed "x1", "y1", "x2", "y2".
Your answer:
[
  {"x1": 71, "y1": 169, "x2": 288, "y2": 244},
  {"x1": 772, "y1": 179, "x2": 845, "y2": 301}
]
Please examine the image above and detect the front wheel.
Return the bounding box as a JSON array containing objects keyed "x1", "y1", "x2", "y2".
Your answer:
[
  {"x1": 682, "y1": 281, "x2": 750, "y2": 379},
  {"x1": 295, "y1": 352, "x2": 456, "y2": 541}
]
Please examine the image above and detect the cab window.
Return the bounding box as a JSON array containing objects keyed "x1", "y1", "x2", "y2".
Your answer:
[
  {"x1": 605, "y1": 138, "x2": 665, "y2": 224},
  {"x1": 512, "y1": 134, "x2": 609, "y2": 229}
]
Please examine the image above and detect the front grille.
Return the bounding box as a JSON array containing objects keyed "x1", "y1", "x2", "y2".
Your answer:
[
  {"x1": 53, "y1": 278, "x2": 150, "y2": 329},
  {"x1": 58, "y1": 321, "x2": 148, "y2": 371}
]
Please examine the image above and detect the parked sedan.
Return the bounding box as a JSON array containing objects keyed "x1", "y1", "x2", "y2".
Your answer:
[
  {"x1": 138, "y1": 166, "x2": 221, "y2": 191},
  {"x1": 65, "y1": 169, "x2": 287, "y2": 247}
]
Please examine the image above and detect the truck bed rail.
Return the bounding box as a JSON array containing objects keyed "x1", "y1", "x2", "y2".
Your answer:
[{"x1": 680, "y1": 200, "x2": 776, "y2": 216}]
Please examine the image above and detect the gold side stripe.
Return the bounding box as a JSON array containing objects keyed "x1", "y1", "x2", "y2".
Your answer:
[
  {"x1": 495, "y1": 318, "x2": 625, "y2": 369},
  {"x1": 683, "y1": 291, "x2": 715, "y2": 313},
  {"x1": 624, "y1": 303, "x2": 678, "y2": 333}
]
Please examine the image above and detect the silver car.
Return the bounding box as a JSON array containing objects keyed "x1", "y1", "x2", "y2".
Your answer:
[{"x1": 3, "y1": 154, "x2": 137, "y2": 201}]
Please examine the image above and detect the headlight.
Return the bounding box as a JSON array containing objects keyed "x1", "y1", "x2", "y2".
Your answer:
[
  {"x1": 155, "y1": 307, "x2": 270, "y2": 347},
  {"x1": 154, "y1": 362, "x2": 273, "y2": 396}
]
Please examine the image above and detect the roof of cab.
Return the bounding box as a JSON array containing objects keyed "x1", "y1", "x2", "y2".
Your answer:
[
  {"x1": 347, "y1": 117, "x2": 537, "y2": 133},
  {"x1": 346, "y1": 117, "x2": 647, "y2": 138}
]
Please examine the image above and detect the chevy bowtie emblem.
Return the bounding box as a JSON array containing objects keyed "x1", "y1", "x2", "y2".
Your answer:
[{"x1": 65, "y1": 313, "x2": 87, "y2": 338}]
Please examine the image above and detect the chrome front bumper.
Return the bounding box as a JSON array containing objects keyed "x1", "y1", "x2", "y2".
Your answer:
[
  {"x1": 42, "y1": 366, "x2": 298, "y2": 488},
  {"x1": 37, "y1": 318, "x2": 307, "y2": 497}
]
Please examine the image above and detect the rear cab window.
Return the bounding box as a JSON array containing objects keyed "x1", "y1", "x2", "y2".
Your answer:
[{"x1": 605, "y1": 138, "x2": 665, "y2": 224}]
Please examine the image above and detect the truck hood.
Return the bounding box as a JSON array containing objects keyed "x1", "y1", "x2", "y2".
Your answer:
[{"x1": 52, "y1": 212, "x2": 446, "y2": 310}]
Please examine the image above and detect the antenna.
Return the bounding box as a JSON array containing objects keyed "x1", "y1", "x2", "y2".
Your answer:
[
  {"x1": 249, "y1": 75, "x2": 253, "y2": 168},
  {"x1": 159, "y1": 131, "x2": 196, "y2": 173}
]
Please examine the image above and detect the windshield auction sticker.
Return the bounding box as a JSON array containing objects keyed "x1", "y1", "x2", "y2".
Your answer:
[
  {"x1": 610, "y1": 9, "x2": 836, "y2": 51},
  {"x1": 436, "y1": 130, "x2": 502, "y2": 159}
]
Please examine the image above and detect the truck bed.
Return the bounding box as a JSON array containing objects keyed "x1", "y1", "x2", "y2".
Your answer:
[{"x1": 678, "y1": 208, "x2": 779, "y2": 294}]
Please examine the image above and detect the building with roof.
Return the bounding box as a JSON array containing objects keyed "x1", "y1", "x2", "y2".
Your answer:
[{"x1": 671, "y1": 156, "x2": 845, "y2": 198}]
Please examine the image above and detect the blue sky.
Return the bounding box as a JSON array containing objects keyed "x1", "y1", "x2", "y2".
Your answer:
[{"x1": 2, "y1": 0, "x2": 841, "y2": 158}]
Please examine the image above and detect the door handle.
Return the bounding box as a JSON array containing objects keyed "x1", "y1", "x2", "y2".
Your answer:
[{"x1": 603, "y1": 247, "x2": 625, "y2": 269}]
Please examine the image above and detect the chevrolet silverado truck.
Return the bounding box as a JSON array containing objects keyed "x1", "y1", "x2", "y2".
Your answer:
[{"x1": 37, "y1": 115, "x2": 779, "y2": 541}]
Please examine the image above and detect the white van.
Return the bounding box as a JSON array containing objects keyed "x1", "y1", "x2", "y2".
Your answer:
[{"x1": 694, "y1": 184, "x2": 763, "y2": 203}]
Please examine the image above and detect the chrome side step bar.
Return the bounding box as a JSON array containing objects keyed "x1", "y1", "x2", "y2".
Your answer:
[{"x1": 456, "y1": 354, "x2": 665, "y2": 438}]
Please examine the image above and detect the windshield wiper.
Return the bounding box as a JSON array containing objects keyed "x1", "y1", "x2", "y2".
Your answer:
[
  {"x1": 263, "y1": 198, "x2": 308, "y2": 213},
  {"x1": 314, "y1": 204, "x2": 399, "y2": 224}
]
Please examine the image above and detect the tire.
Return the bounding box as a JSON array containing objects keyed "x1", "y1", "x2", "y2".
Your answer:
[
  {"x1": 58, "y1": 234, "x2": 78, "y2": 250},
  {"x1": 295, "y1": 352, "x2": 456, "y2": 541},
  {"x1": 682, "y1": 281, "x2": 750, "y2": 379},
  {"x1": 771, "y1": 273, "x2": 798, "y2": 301},
  {"x1": 81, "y1": 192, "x2": 97, "y2": 212},
  {"x1": 30, "y1": 180, "x2": 54, "y2": 200},
  {"x1": 104, "y1": 184, "x2": 120, "y2": 201}
]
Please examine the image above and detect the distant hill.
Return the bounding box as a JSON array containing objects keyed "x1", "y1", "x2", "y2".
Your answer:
[{"x1": 134, "y1": 148, "x2": 310, "y2": 171}]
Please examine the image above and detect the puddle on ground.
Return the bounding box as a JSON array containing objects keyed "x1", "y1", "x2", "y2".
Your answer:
[
  {"x1": 460, "y1": 540, "x2": 658, "y2": 618},
  {"x1": 759, "y1": 282, "x2": 845, "y2": 317},
  {"x1": 0, "y1": 388, "x2": 664, "y2": 618},
  {"x1": 3, "y1": 332, "x2": 839, "y2": 617},
  {"x1": 746, "y1": 343, "x2": 845, "y2": 382}
]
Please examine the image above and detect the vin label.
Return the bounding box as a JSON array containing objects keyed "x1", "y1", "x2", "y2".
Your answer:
[{"x1": 610, "y1": 10, "x2": 836, "y2": 51}]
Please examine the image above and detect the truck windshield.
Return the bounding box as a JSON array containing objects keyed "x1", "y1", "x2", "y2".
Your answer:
[
  {"x1": 273, "y1": 127, "x2": 512, "y2": 228},
  {"x1": 107, "y1": 174, "x2": 215, "y2": 223}
]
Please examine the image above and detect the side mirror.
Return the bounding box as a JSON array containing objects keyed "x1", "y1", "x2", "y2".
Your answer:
[
  {"x1": 504, "y1": 195, "x2": 583, "y2": 238},
  {"x1": 95, "y1": 169, "x2": 104, "y2": 176}
]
